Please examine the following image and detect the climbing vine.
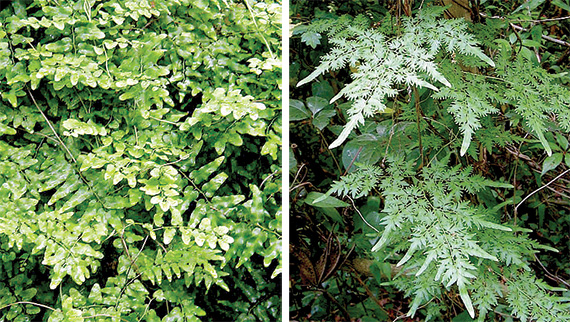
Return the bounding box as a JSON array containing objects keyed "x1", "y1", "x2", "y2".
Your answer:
[
  {"x1": 0, "y1": 0, "x2": 281, "y2": 321},
  {"x1": 290, "y1": 0, "x2": 570, "y2": 321}
]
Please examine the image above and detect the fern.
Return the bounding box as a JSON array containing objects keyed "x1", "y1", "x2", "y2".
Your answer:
[
  {"x1": 433, "y1": 64, "x2": 502, "y2": 155},
  {"x1": 299, "y1": 6, "x2": 570, "y2": 158},
  {"x1": 295, "y1": 4, "x2": 570, "y2": 320},
  {"x1": 435, "y1": 48, "x2": 570, "y2": 156},
  {"x1": 496, "y1": 51, "x2": 570, "y2": 156},
  {"x1": 506, "y1": 270, "x2": 570, "y2": 322},
  {"x1": 325, "y1": 156, "x2": 528, "y2": 318},
  {"x1": 327, "y1": 164, "x2": 383, "y2": 199},
  {"x1": 297, "y1": 6, "x2": 494, "y2": 149},
  {"x1": 322, "y1": 155, "x2": 570, "y2": 320}
]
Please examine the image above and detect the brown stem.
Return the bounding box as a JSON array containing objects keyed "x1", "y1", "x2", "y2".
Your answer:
[
  {"x1": 413, "y1": 87, "x2": 424, "y2": 168},
  {"x1": 480, "y1": 13, "x2": 570, "y2": 47},
  {"x1": 321, "y1": 288, "x2": 352, "y2": 321},
  {"x1": 343, "y1": 146, "x2": 363, "y2": 175},
  {"x1": 351, "y1": 267, "x2": 391, "y2": 317}
]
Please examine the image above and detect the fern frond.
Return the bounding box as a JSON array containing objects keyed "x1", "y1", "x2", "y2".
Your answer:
[
  {"x1": 298, "y1": 7, "x2": 494, "y2": 149},
  {"x1": 371, "y1": 159, "x2": 533, "y2": 319},
  {"x1": 433, "y1": 69, "x2": 500, "y2": 155},
  {"x1": 328, "y1": 164, "x2": 383, "y2": 199},
  {"x1": 497, "y1": 54, "x2": 570, "y2": 156},
  {"x1": 507, "y1": 271, "x2": 570, "y2": 322}
]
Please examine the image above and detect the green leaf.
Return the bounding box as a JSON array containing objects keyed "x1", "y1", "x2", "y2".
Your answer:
[
  {"x1": 553, "y1": 0, "x2": 570, "y2": 12},
  {"x1": 306, "y1": 96, "x2": 330, "y2": 115},
  {"x1": 318, "y1": 207, "x2": 344, "y2": 224},
  {"x1": 48, "y1": 175, "x2": 81, "y2": 205},
  {"x1": 289, "y1": 146, "x2": 297, "y2": 172},
  {"x1": 202, "y1": 172, "x2": 228, "y2": 198},
  {"x1": 452, "y1": 310, "x2": 477, "y2": 322},
  {"x1": 164, "y1": 228, "x2": 175, "y2": 245},
  {"x1": 459, "y1": 284, "x2": 475, "y2": 319},
  {"x1": 20, "y1": 288, "x2": 37, "y2": 299},
  {"x1": 190, "y1": 156, "x2": 225, "y2": 184},
  {"x1": 416, "y1": 252, "x2": 436, "y2": 276},
  {"x1": 60, "y1": 186, "x2": 92, "y2": 212},
  {"x1": 537, "y1": 132, "x2": 553, "y2": 156},
  {"x1": 301, "y1": 31, "x2": 322, "y2": 48},
  {"x1": 478, "y1": 220, "x2": 513, "y2": 232},
  {"x1": 290, "y1": 99, "x2": 311, "y2": 121},
  {"x1": 482, "y1": 180, "x2": 514, "y2": 189},
  {"x1": 312, "y1": 81, "x2": 335, "y2": 101},
  {"x1": 513, "y1": 0, "x2": 547, "y2": 13},
  {"x1": 0, "y1": 122, "x2": 17, "y2": 135},
  {"x1": 396, "y1": 245, "x2": 417, "y2": 267},
  {"x1": 556, "y1": 133, "x2": 569, "y2": 150},
  {"x1": 541, "y1": 153, "x2": 563, "y2": 176},
  {"x1": 312, "y1": 108, "x2": 336, "y2": 130},
  {"x1": 342, "y1": 134, "x2": 383, "y2": 170},
  {"x1": 460, "y1": 130, "x2": 473, "y2": 157},
  {"x1": 305, "y1": 192, "x2": 349, "y2": 208}
]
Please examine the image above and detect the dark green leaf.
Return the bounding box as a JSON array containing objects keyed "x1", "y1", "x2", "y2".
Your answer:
[
  {"x1": 290, "y1": 99, "x2": 311, "y2": 121},
  {"x1": 541, "y1": 153, "x2": 563, "y2": 176}
]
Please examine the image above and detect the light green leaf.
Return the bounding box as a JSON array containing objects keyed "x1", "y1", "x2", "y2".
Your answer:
[
  {"x1": 306, "y1": 96, "x2": 329, "y2": 115},
  {"x1": 305, "y1": 192, "x2": 349, "y2": 208},
  {"x1": 180, "y1": 228, "x2": 191, "y2": 245},
  {"x1": 301, "y1": 31, "x2": 322, "y2": 48},
  {"x1": 48, "y1": 175, "x2": 81, "y2": 205},
  {"x1": 459, "y1": 284, "x2": 475, "y2": 319},
  {"x1": 190, "y1": 156, "x2": 225, "y2": 184},
  {"x1": 0, "y1": 122, "x2": 17, "y2": 135},
  {"x1": 60, "y1": 186, "x2": 92, "y2": 212},
  {"x1": 163, "y1": 228, "x2": 175, "y2": 245},
  {"x1": 397, "y1": 245, "x2": 417, "y2": 267}
]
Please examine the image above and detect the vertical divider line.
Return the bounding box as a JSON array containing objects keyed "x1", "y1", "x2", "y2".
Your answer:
[{"x1": 282, "y1": 0, "x2": 291, "y2": 321}]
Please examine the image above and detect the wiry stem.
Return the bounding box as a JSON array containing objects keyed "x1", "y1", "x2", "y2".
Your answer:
[{"x1": 27, "y1": 89, "x2": 77, "y2": 163}]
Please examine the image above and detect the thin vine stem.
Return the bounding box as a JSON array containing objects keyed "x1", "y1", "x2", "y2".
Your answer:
[
  {"x1": 0, "y1": 301, "x2": 56, "y2": 312},
  {"x1": 243, "y1": 0, "x2": 275, "y2": 59},
  {"x1": 348, "y1": 196, "x2": 380, "y2": 233},
  {"x1": 318, "y1": 130, "x2": 343, "y2": 176},
  {"x1": 515, "y1": 168, "x2": 570, "y2": 213},
  {"x1": 27, "y1": 88, "x2": 77, "y2": 163}
]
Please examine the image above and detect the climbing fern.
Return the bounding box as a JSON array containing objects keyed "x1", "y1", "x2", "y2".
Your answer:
[
  {"x1": 297, "y1": 4, "x2": 570, "y2": 321},
  {"x1": 298, "y1": 6, "x2": 494, "y2": 150}
]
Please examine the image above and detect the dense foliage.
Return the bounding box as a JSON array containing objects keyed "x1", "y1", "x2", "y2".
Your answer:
[
  {"x1": 290, "y1": 0, "x2": 570, "y2": 321},
  {"x1": 0, "y1": 0, "x2": 281, "y2": 321}
]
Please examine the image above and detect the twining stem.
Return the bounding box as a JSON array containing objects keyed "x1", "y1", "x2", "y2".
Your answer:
[
  {"x1": 350, "y1": 267, "x2": 391, "y2": 317},
  {"x1": 319, "y1": 130, "x2": 343, "y2": 176},
  {"x1": 0, "y1": 301, "x2": 55, "y2": 312},
  {"x1": 243, "y1": 0, "x2": 275, "y2": 59},
  {"x1": 119, "y1": 229, "x2": 141, "y2": 274},
  {"x1": 515, "y1": 168, "x2": 570, "y2": 213},
  {"x1": 343, "y1": 146, "x2": 362, "y2": 175},
  {"x1": 177, "y1": 167, "x2": 211, "y2": 203},
  {"x1": 27, "y1": 89, "x2": 77, "y2": 163},
  {"x1": 319, "y1": 288, "x2": 351, "y2": 321},
  {"x1": 480, "y1": 13, "x2": 570, "y2": 47},
  {"x1": 349, "y1": 197, "x2": 379, "y2": 233}
]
